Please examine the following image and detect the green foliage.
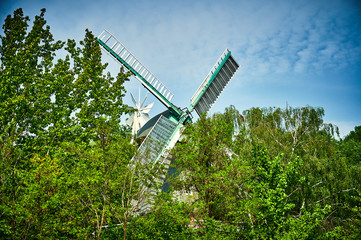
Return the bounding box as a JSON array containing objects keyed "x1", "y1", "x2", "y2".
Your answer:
[
  {"x1": 245, "y1": 147, "x2": 332, "y2": 239},
  {"x1": 275, "y1": 204, "x2": 332, "y2": 240},
  {"x1": 169, "y1": 106, "x2": 359, "y2": 239},
  {"x1": 344, "y1": 126, "x2": 361, "y2": 142},
  {"x1": 172, "y1": 109, "x2": 241, "y2": 219},
  {"x1": 1, "y1": 8, "x2": 360, "y2": 239},
  {"x1": 346, "y1": 189, "x2": 361, "y2": 239},
  {"x1": 240, "y1": 106, "x2": 338, "y2": 159},
  {"x1": 0, "y1": 8, "x2": 147, "y2": 239},
  {"x1": 125, "y1": 193, "x2": 193, "y2": 240},
  {"x1": 238, "y1": 107, "x2": 358, "y2": 235},
  {"x1": 339, "y1": 126, "x2": 361, "y2": 169}
]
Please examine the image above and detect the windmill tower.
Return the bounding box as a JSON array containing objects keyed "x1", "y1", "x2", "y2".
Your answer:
[
  {"x1": 126, "y1": 88, "x2": 154, "y2": 137},
  {"x1": 97, "y1": 30, "x2": 239, "y2": 210}
]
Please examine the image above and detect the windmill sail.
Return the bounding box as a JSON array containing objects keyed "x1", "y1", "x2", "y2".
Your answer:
[
  {"x1": 97, "y1": 30, "x2": 182, "y2": 118},
  {"x1": 133, "y1": 115, "x2": 180, "y2": 165},
  {"x1": 189, "y1": 49, "x2": 240, "y2": 116}
]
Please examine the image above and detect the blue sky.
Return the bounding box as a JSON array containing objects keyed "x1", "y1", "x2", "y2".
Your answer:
[{"x1": 1, "y1": 0, "x2": 361, "y2": 137}]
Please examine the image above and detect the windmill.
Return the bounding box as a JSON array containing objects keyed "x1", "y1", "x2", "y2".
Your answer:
[
  {"x1": 97, "y1": 30, "x2": 239, "y2": 209},
  {"x1": 126, "y1": 88, "x2": 154, "y2": 137}
]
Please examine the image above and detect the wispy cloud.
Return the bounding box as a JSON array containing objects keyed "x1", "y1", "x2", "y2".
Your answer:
[
  {"x1": 223, "y1": 0, "x2": 361, "y2": 78},
  {"x1": 2, "y1": 0, "x2": 360, "y2": 79}
]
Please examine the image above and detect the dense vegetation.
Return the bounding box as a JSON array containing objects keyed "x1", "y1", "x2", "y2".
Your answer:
[{"x1": 1, "y1": 9, "x2": 360, "y2": 239}]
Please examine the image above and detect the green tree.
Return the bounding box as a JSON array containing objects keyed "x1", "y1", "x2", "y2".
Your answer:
[
  {"x1": 337, "y1": 126, "x2": 361, "y2": 237},
  {"x1": 169, "y1": 106, "x2": 352, "y2": 238},
  {"x1": 244, "y1": 147, "x2": 330, "y2": 239},
  {"x1": 339, "y1": 126, "x2": 361, "y2": 168},
  {"x1": 0, "y1": 8, "x2": 64, "y2": 238},
  {"x1": 122, "y1": 192, "x2": 193, "y2": 240},
  {"x1": 344, "y1": 126, "x2": 361, "y2": 142},
  {"x1": 171, "y1": 107, "x2": 241, "y2": 220},
  {"x1": 240, "y1": 106, "x2": 338, "y2": 160},
  {"x1": 239, "y1": 107, "x2": 355, "y2": 230},
  {"x1": 237, "y1": 106, "x2": 361, "y2": 237},
  {"x1": 0, "y1": 8, "x2": 143, "y2": 239}
]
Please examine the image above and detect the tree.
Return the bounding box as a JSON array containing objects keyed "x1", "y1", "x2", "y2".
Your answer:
[
  {"x1": 344, "y1": 126, "x2": 361, "y2": 142},
  {"x1": 0, "y1": 8, "x2": 65, "y2": 238},
  {"x1": 168, "y1": 105, "x2": 356, "y2": 238},
  {"x1": 121, "y1": 192, "x2": 193, "y2": 240},
  {"x1": 171, "y1": 107, "x2": 242, "y2": 220},
  {"x1": 239, "y1": 106, "x2": 338, "y2": 160},
  {"x1": 337, "y1": 126, "x2": 361, "y2": 237},
  {"x1": 340, "y1": 126, "x2": 361, "y2": 167},
  {"x1": 0, "y1": 8, "x2": 143, "y2": 239},
  {"x1": 243, "y1": 147, "x2": 332, "y2": 239},
  {"x1": 238, "y1": 106, "x2": 360, "y2": 236}
]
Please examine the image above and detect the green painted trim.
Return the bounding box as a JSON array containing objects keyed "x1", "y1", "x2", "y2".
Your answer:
[
  {"x1": 97, "y1": 38, "x2": 182, "y2": 118},
  {"x1": 187, "y1": 51, "x2": 232, "y2": 112}
]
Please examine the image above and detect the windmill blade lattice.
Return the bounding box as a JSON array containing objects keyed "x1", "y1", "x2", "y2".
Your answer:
[
  {"x1": 97, "y1": 30, "x2": 181, "y2": 118},
  {"x1": 189, "y1": 49, "x2": 239, "y2": 115}
]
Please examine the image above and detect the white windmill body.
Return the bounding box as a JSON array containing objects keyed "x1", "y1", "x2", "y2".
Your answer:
[{"x1": 126, "y1": 88, "x2": 154, "y2": 136}]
